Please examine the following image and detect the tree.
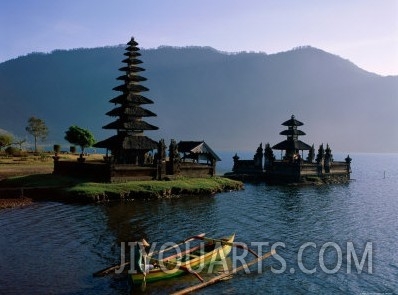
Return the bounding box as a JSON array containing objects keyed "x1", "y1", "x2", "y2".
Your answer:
[
  {"x1": 25, "y1": 117, "x2": 49, "y2": 153},
  {"x1": 14, "y1": 137, "x2": 27, "y2": 151},
  {"x1": 0, "y1": 133, "x2": 13, "y2": 151},
  {"x1": 64, "y1": 126, "x2": 95, "y2": 157}
]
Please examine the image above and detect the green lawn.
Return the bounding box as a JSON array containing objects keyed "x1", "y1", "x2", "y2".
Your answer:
[
  {"x1": 0, "y1": 174, "x2": 243, "y2": 200},
  {"x1": 67, "y1": 176, "x2": 243, "y2": 197}
]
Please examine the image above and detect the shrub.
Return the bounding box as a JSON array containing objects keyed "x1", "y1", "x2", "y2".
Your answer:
[
  {"x1": 0, "y1": 133, "x2": 13, "y2": 151},
  {"x1": 5, "y1": 146, "x2": 20, "y2": 156}
]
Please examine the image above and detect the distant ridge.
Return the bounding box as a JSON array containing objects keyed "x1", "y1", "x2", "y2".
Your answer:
[{"x1": 0, "y1": 45, "x2": 397, "y2": 152}]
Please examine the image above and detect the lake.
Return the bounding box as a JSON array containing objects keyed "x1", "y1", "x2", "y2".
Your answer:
[{"x1": 0, "y1": 153, "x2": 397, "y2": 294}]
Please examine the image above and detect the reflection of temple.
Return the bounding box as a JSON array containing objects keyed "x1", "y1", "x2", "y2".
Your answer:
[
  {"x1": 227, "y1": 115, "x2": 352, "y2": 184},
  {"x1": 54, "y1": 37, "x2": 220, "y2": 182}
]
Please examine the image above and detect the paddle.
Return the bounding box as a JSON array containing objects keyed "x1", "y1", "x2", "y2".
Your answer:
[
  {"x1": 140, "y1": 255, "x2": 150, "y2": 291},
  {"x1": 140, "y1": 273, "x2": 146, "y2": 291},
  {"x1": 93, "y1": 233, "x2": 205, "y2": 277},
  {"x1": 149, "y1": 233, "x2": 205, "y2": 257},
  {"x1": 192, "y1": 235, "x2": 260, "y2": 258}
]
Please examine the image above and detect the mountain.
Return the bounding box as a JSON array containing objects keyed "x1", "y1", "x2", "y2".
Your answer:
[{"x1": 0, "y1": 45, "x2": 397, "y2": 153}]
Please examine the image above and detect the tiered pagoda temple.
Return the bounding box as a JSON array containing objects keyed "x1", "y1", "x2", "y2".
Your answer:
[
  {"x1": 227, "y1": 115, "x2": 352, "y2": 184},
  {"x1": 54, "y1": 37, "x2": 220, "y2": 182},
  {"x1": 94, "y1": 37, "x2": 158, "y2": 165},
  {"x1": 272, "y1": 115, "x2": 312, "y2": 161}
]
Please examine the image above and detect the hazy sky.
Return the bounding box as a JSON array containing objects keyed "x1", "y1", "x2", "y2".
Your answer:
[{"x1": 0, "y1": 0, "x2": 397, "y2": 76}]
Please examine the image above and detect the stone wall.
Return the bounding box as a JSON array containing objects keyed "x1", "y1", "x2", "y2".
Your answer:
[
  {"x1": 179, "y1": 164, "x2": 214, "y2": 178},
  {"x1": 54, "y1": 159, "x2": 215, "y2": 182},
  {"x1": 110, "y1": 165, "x2": 157, "y2": 182},
  {"x1": 266, "y1": 161, "x2": 301, "y2": 182},
  {"x1": 53, "y1": 160, "x2": 110, "y2": 182},
  {"x1": 232, "y1": 159, "x2": 264, "y2": 175},
  {"x1": 227, "y1": 159, "x2": 351, "y2": 184}
]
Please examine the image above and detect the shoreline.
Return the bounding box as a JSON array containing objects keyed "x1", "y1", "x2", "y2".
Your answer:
[
  {"x1": 0, "y1": 196, "x2": 33, "y2": 209},
  {"x1": 0, "y1": 174, "x2": 244, "y2": 208}
]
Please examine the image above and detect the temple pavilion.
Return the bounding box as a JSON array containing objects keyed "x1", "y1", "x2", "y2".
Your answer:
[
  {"x1": 94, "y1": 37, "x2": 158, "y2": 165},
  {"x1": 227, "y1": 115, "x2": 352, "y2": 184},
  {"x1": 272, "y1": 115, "x2": 312, "y2": 161}
]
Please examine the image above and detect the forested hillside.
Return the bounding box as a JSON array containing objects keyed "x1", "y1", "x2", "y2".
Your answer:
[{"x1": 0, "y1": 45, "x2": 397, "y2": 152}]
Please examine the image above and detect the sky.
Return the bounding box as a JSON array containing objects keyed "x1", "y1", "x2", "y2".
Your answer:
[{"x1": 0, "y1": 0, "x2": 397, "y2": 76}]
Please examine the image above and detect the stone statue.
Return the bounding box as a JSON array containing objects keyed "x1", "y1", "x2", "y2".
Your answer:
[
  {"x1": 324, "y1": 144, "x2": 333, "y2": 173},
  {"x1": 325, "y1": 144, "x2": 333, "y2": 162},
  {"x1": 306, "y1": 144, "x2": 315, "y2": 163},
  {"x1": 316, "y1": 143, "x2": 325, "y2": 164},
  {"x1": 264, "y1": 143, "x2": 275, "y2": 170},
  {"x1": 169, "y1": 139, "x2": 181, "y2": 174},
  {"x1": 253, "y1": 143, "x2": 263, "y2": 169},
  {"x1": 232, "y1": 153, "x2": 240, "y2": 172},
  {"x1": 157, "y1": 139, "x2": 166, "y2": 162}
]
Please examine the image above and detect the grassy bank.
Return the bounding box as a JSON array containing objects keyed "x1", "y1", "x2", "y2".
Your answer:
[
  {"x1": 1, "y1": 154, "x2": 243, "y2": 206},
  {"x1": 68, "y1": 177, "x2": 243, "y2": 201},
  {"x1": 0, "y1": 153, "x2": 103, "y2": 180},
  {"x1": 0, "y1": 174, "x2": 243, "y2": 204}
]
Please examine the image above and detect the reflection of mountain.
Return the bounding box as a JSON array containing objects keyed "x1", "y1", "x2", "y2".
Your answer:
[{"x1": 1, "y1": 46, "x2": 397, "y2": 152}]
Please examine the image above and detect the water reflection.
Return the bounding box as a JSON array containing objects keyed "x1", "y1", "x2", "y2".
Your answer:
[
  {"x1": 1, "y1": 154, "x2": 397, "y2": 294},
  {"x1": 102, "y1": 195, "x2": 218, "y2": 246},
  {"x1": 103, "y1": 201, "x2": 150, "y2": 243},
  {"x1": 99, "y1": 195, "x2": 221, "y2": 294}
]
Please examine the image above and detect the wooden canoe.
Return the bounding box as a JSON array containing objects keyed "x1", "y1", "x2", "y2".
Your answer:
[{"x1": 131, "y1": 234, "x2": 235, "y2": 284}]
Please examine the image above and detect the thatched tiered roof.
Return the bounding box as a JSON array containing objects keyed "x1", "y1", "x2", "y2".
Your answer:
[
  {"x1": 94, "y1": 37, "x2": 158, "y2": 155},
  {"x1": 109, "y1": 94, "x2": 154, "y2": 105},
  {"x1": 281, "y1": 116, "x2": 304, "y2": 126},
  {"x1": 94, "y1": 134, "x2": 157, "y2": 150},
  {"x1": 102, "y1": 119, "x2": 159, "y2": 130},
  {"x1": 105, "y1": 106, "x2": 157, "y2": 117},
  {"x1": 272, "y1": 115, "x2": 311, "y2": 151},
  {"x1": 280, "y1": 129, "x2": 306, "y2": 136},
  {"x1": 272, "y1": 139, "x2": 311, "y2": 151}
]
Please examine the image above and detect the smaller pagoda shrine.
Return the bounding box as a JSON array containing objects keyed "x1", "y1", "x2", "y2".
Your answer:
[
  {"x1": 227, "y1": 115, "x2": 352, "y2": 184},
  {"x1": 272, "y1": 115, "x2": 312, "y2": 161}
]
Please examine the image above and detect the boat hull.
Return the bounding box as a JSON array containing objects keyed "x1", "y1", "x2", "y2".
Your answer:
[{"x1": 131, "y1": 234, "x2": 235, "y2": 284}]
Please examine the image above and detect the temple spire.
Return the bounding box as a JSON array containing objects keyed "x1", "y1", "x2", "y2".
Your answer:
[
  {"x1": 94, "y1": 37, "x2": 158, "y2": 165},
  {"x1": 272, "y1": 115, "x2": 311, "y2": 159}
]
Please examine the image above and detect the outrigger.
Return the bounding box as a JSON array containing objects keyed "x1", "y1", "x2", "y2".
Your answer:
[{"x1": 93, "y1": 233, "x2": 275, "y2": 293}]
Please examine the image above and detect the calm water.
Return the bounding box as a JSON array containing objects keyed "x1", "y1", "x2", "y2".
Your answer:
[{"x1": 0, "y1": 153, "x2": 397, "y2": 294}]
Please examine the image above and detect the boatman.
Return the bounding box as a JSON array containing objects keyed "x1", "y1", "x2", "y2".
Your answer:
[{"x1": 133, "y1": 238, "x2": 154, "y2": 276}]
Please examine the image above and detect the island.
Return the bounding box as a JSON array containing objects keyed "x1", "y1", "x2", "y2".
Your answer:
[{"x1": 225, "y1": 115, "x2": 352, "y2": 184}]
